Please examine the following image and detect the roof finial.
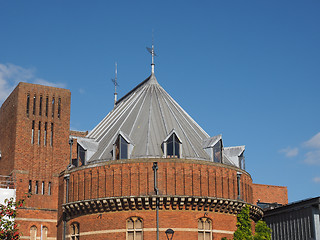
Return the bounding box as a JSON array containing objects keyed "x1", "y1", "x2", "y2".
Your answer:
[
  {"x1": 146, "y1": 30, "x2": 156, "y2": 74},
  {"x1": 111, "y1": 62, "x2": 119, "y2": 107}
]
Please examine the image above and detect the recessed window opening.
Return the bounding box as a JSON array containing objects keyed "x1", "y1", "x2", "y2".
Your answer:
[
  {"x1": 31, "y1": 121, "x2": 35, "y2": 144},
  {"x1": 52, "y1": 97, "x2": 55, "y2": 118},
  {"x1": 77, "y1": 144, "x2": 86, "y2": 166},
  {"x1": 44, "y1": 122, "x2": 47, "y2": 146},
  {"x1": 28, "y1": 180, "x2": 32, "y2": 193},
  {"x1": 45, "y1": 97, "x2": 49, "y2": 117},
  {"x1": 42, "y1": 181, "x2": 45, "y2": 195},
  {"x1": 35, "y1": 181, "x2": 39, "y2": 194},
  {"x1": 198, "y1": 218, "x2": 212, "y2": 240},
  {"x1": 39, "y1": 96, "x2": 42, "y2": 115},
  {"x1": 237, "y1": 172, "x2": 242, "y2": 200},
  {"x1": 50, "y1": 123, "x2": 53, "y2": 146},
  {"x1": 58, "y1": 98, "x2": 61, "y2": 118},
  {"x1": 166, "y1": 133, "x2": 180, "y2": 158},
  {"x1": 115, "y1": 135, "x2": 128, "y2": 160},
  {"x1": 127, "y1": 217, "x2": 143, "y2": 240},
  {"x1": 38, "y1": 121, "x2": 41, "y2": 145},
  {"x1": 26, "y1": 94, "x2": 30, "y2": 116},
  {"x1": 213, "y1": 140, "x2": 222, "y2": 163},
  {"x1": 33, "y1": 95, "x2": 36, "y2": 115},
  {"x1": 48, "y1": 182, "x2": 51, "y2": 195}
]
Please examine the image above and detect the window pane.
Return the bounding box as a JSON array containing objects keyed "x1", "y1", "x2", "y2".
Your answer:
[
  {"x1": 204, "y1": 221, "x2": 210, "y2": 230},
  {"x1": 39, "y1": 96, "x2": 42, "y2": 115},
  {"x1": 213, "y1": 140, "x2": 222, "y2": 163},
  {"x1": 30, "y1": 226, "x2": 37, "y2": 240},
  {"x1": 127, "y1": 219, "x2": 134, "y2": 229},
  {"x1": 198, "y1": 220, "x2": 203, "y2": 229},
  {"x1": 205, "y1": 232, "x2": 211, "y2": 240},
  {"x1": 136, "y1": 231, "x2": 142, "y2": 240},
  {"x1": 167, "y1": 141, "x2": 173, "y2": 157},
  {"x1": 174, "y1": 141, "x2": 180, "y2": 158},
  {"x1": 135, "y1": 219, "x2": 142, "y2": 229},
  {"x1": 128, "y1": 232, "x2": 134, "y2": 240},
  {"x1": 42, "y1": 227, "x2": 48, "y2": 240},
  {"x1": 120, "y1": 136, "x2": 128, "y2": 159},
  {"x1": 27, "y1": 94, "x2": 30, "y2": 115},
  {"x1": 33, "y1": 95, "x2": 36, "y2": 115},
  {"x1": 198, "y1": 232, "x2": 203, "y2": 240}
]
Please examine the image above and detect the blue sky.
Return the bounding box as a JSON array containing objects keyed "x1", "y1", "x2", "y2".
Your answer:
[{"x1": 0, "y1": 0, "x2": 319, "y2": 202}]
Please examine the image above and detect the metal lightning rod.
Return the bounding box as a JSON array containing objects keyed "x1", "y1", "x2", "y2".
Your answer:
[{"x1": 111, "y1": 62, "x2": 118, "y2": 107}]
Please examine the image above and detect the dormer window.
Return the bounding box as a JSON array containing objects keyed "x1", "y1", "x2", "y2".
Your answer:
[
  {"x1": 213, "y1": 140, "x2": 222, "y2": 163},
  {"x1": 163, "y1": 131, "x2": 182, "y2": 158},
  {"x1": 115, "y1": 135, "x2": 128, "y2": 159},
  {"x1": 112, "y1": 132, "x2": 133, "y2": 160},
  {"x1": 239, "y1": 152, "x2": 245, "y2": 170},
  {"x1": 202, "y1": 135, "x2": 223, "y2": 163}
]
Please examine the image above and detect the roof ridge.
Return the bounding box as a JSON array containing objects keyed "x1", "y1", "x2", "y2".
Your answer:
[{"x1": 115, "y1": 74, "x2": 158, "y2": 106}]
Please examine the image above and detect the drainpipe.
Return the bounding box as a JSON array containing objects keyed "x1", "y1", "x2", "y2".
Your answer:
[
  {"x1": 68, "y1": 138, "x2": 74, "y2": 168},
  {"x1": 63, "y1": 174, "x2": 70, "y2": 240},
  {"x1": 152, "y1": 162, "x2": 159, "y2": 240}
]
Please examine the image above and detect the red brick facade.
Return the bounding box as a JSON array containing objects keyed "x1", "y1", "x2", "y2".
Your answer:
[
  {"x1": 0, "y1": 82, "x2": 71, "y2": 239},
  {"x1": 252, "y1": 183, "x2": 288, "y2": 205},
  {"x1": 0, "y1": 82, "x2": 288, "y2": 240},
  {"x1": 57, "y1": 160, "x2": 264, "y2": 239}
]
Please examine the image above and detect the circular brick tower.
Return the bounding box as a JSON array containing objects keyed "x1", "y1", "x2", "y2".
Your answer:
[{"x1": 57, "y1": 73, "x2": 263, "y2": 240}]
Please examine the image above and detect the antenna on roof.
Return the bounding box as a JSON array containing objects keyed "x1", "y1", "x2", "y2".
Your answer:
[
  {"x1": 146, "y1": 30, "x2": 156, "y2": 74},
  {"x1": 111, "y1": 62, "x2": 118, "y2": 107}
]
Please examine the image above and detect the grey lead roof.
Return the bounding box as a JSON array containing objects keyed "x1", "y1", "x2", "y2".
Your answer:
[{"x1": 79, "y1": 73, "x2": 244, "y2": 167}]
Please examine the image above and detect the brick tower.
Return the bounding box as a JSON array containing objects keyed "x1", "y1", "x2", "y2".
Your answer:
[{"x1": 0, "y1": 82, "x2": 71, "y2": 239}]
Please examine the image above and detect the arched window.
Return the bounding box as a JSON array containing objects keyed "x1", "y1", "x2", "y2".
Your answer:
[
  {"x1": 114, "y1": 135, "x2": 128, "y2": 160},
  {"x1": 30, "y1": 226, "x2": 37, "y2": 240},
  {"x1": 42, "y1": 226, "x2": 48, "y2": 240},
  {"x1": 127, "y1": 217, "x2": 143, "y2": 240},
  {"x1": 198, "y1": 218, "x2": 212, "y2": 240},
  {"x1": 70, "y1": 222, "x2": 79, "y2": 240},
  {"x1": 163, "y1": 131, "x2": 181, "y2": 158}
]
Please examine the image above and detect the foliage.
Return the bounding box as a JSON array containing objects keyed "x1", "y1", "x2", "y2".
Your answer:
[
  {"x1": 221, "y1": 237, "x2": 229, "y2": 240},
  {"x1": 0, "y1": 196, "x2": 26, "y2": 240},
  {"x1": 232, "y1": 204, "x2": 272, "y2": 240},
  {"x1": 233, "y1": 205, "x2": 253, "y2": 240},
  {"x1": 254, "y1": 220, "x2": 272, "y2": 240}
]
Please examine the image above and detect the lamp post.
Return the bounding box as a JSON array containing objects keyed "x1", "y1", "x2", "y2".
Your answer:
[{"x1": 165, "y1": 228, "x2": 174, "y2": 240}]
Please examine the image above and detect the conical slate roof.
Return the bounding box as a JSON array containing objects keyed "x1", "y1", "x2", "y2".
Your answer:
[{"x1": 86, "y1": 73, "x2": 212, "y2": 162}]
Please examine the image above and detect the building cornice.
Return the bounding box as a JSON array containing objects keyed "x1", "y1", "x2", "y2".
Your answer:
[{"x1": 62, "y1": 195, "x2": 263, "y2": 221}]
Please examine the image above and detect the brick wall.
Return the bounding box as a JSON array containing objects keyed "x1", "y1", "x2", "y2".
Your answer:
[
  {"x1": 59, "y1": 209, "x2": 238, "y2": 240},
  {"x1": 0, "y1": 86, "x2": 19, "y2": 176},
  {"x1": 0, "y1": 82, "x2": 71, "y2": 239},
  {"x1": 57, "y1": 159, "x2": 255, "y2": 239},
  {"x1": 252, "y1": 183, "x2": 288, "y2": 205},
  {"x1": 62, "y1": 160, "x2": 253, "y2": 204}
]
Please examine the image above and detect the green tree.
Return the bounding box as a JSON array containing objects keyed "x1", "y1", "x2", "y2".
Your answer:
[
  {"x1": 0, "y1": 196, "x2": 27, "y2": 240},
  {"x1": 233, "y1": 205, "x2": 253, "y2": 240},
  {"x1": 254, "y1": 220, "x2": 272, "y2": 240}
]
